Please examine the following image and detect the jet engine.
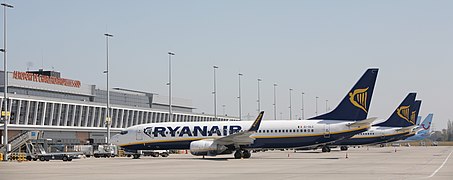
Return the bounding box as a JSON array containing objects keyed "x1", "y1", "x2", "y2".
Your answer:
[{"x1": 189, "y1": 140, "x2": 228, "y2": 156}]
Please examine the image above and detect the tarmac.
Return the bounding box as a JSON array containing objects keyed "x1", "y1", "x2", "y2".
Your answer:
[{"x1": 0, "y1": 146, "x2": 452, "y2": 180}]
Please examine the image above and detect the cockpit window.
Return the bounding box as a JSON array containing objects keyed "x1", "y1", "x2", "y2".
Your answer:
[{"x1": 120, "y1": 130, "x2": 128, "y2": 135}]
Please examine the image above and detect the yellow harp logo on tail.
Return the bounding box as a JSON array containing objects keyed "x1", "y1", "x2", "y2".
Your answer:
[
  {"x1": 349, "y1": 87, "x2": 369, "y2": 113},
  {"x1": 396, "y1": 105, "x2": 413, "y2": 124},
  {"x1": 410, "y1": 111, "x2": 417, "y2": 124}
]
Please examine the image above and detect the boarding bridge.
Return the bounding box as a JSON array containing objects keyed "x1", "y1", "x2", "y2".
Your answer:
[{"x1": 0, "y1": 131, "x2": 41, "y2": 153}]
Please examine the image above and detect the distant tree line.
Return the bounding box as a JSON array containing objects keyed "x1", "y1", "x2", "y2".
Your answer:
[
  {"x1": 430, "y1": 120, "x2": 453, "y2": 141},
  {"x1": 448, "y1": 120, "x2": 453, "y2": 141}
]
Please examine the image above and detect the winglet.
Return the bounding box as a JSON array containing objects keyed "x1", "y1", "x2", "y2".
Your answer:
[{"x1": 248, "y1": 111, "x2": 264, "y2": 132}]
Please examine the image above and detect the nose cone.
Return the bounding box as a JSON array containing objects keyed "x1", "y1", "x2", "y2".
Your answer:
[{"x1": 111, "y1": 134, "x2": 121, "y2": 145}]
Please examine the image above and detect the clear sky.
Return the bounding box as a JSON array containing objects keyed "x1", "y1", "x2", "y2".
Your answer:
[{"x1": 3, "y1": 0, "x2": 453, "y2": 129}]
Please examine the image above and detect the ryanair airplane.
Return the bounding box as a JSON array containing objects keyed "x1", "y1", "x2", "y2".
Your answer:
[
  {"x1": 328, "y1": 94, "x2": 422, "y2": 151},
  {"x1": 396, "y1": 113, "x2": 434, "y2": 143},
  {"x1": 112, "y1": 68, "x2": 378, "y2": 159}
]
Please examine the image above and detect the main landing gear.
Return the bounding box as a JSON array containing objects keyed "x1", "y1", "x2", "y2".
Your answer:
[
  {"x1": 340, "y1": 146, "x2": 349, "y2": 151},
  {"x1": 132, "y1": 154, "x2": 141, "y2": 159},
  {"x1": 234, "y1": 150, "x2": 251, "y2": 159},
  {"x1": 321, "y1": 146, "x2": 331, "y2": 153}
]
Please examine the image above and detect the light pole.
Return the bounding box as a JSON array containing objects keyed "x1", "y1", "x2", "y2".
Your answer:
[
  {"x1": 168, "y1": 52, "x2": 175, "y2": 122},
  {"x1": 273, "y1": 83, "x2": 277, "y2": 120},
  {"x1": 2, "y1": 2, "x2": 13, "y2": 162},
  {"x1": 325, "y1": 99, "x2": 328, "y2": 112},
  {"x1": 289, "y1": 88, "x2": 293, "y2": 120},
  {"x1": 315, "y1": 96, "x2": 319, "y2": 116},
  {"x1": 238, "y1": 73, "x2": 243, "y2": 120},
  {"x1": 301, "y1": 92, "x2": 305, "y2": 120},
  {"x1": 213, "y1": 66, "x2": 218, "y2": 119},
  {"x1": 257, "y1": 78, "x2": 262, "y2": 113},
  {"x1": 103, "y1": 33, "x2": 113, "y2": 144}
]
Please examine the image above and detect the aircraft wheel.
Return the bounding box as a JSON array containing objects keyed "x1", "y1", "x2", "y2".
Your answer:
[
  {"x1": 160, "y1": 152, "x2": 169, "y2": 157},
  {"x1": 321, "y1": 146, "x2": 328, "y2": 152},
  {"x1": 242, "y1": 150, "x2": 251, "y2": 159},
  {"x1": 234, "y1": 150, "x2": 243, "y2": 159},
  {"x1": 340, "y1": 146, "x2": 348, "y2": 151},
  {"x1": 132, "y1": 154, "x2": 141, "y2": 159}
]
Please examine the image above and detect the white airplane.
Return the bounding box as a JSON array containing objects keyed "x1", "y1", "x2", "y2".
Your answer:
[
  {"x1": 395, "y1": 113, "x2": 434, "y2": 143},
  {"x1": 327, "y1": 94, "x2": 421, "y2": 151},
  {"x1": 112, "y1": 68, "x2": 379, "y2": 159}
]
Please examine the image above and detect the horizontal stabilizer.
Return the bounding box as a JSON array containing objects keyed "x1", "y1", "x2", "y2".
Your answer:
[
  {"x1": 396, "y1": 125, "x2": 417, "y2": 132},
  {"x1": 347, "y1": 117, "x2": 377, "y2": 127}
]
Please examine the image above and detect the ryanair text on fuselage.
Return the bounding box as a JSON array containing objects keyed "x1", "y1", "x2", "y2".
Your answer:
[{"x1": 144, "y1": 125, "x2": 243, "y2": 138}]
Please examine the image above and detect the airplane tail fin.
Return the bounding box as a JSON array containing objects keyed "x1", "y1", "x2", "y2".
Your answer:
[
  {"x1": 309, "y1": 68, "x2": 379, "y2": 121},
  {"x1": 416, "y1": 116, "x2": 422, "y2": 125},
  {"x1": 375, "y1": 94, "x2": 418, "y2": 127},
  {"x1": 419, "y1": 113, "x2": 434, "y2": 134},
  {"x1": 412, "y1": 100, "x2": 422, "y2": 124}
]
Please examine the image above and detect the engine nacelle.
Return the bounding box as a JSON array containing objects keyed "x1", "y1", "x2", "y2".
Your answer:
[{"x1": 190, "y1": 140, "x2": 228, "y2": 156}]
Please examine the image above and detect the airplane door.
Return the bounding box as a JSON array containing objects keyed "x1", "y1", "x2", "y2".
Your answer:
[
  {"x1": 136, "y1": 128, "x2": 143, "y2": 141},
  {"x1": 324, "y1": 124, "x2": 331, "y2": 138}
]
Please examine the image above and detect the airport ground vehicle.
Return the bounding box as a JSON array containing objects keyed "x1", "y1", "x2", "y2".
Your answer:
[
  {"x1": 25, "y1": 143, "x2": 82, "y2": 162},
  {"x1": 92, "y1": 144, "x2": 117, "y2": 158},
  {"x1": 142, "y1": 150, "x2": 170, "y2": 157},
  {"x1": 30, "y1": 152, "x2": 81, "y2": 162},
  {"x1": 123, "y1": 150, "x2": 170, "y2": 159}
]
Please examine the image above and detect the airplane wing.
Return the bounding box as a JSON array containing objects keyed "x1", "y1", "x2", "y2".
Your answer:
[
  {"x1": 214, "y1": 111, "x2": 264, "y2": 146},
  {"x1": 347, "y1": 117, "x2": 377, "y2": 128}
]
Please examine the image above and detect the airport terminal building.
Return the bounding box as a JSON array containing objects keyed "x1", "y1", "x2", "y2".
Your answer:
[{"x1": 0, "y1": 70, "x2": 238, "y2": 145}]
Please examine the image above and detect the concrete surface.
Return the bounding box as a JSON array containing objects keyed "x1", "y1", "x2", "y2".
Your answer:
[{"x1": 0, "y1": 146, "x2": 452, "y2": 180}]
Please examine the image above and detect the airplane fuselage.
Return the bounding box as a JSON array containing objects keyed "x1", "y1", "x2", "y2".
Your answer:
[
  {"x1": 112, "y1": 119, "x2": 369, "y2": 151},
  {"x1": 333, "y1": 125, "x2": 409, "y2": 146}
]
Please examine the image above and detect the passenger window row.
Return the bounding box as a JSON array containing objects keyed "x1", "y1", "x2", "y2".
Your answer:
[
  {"x1": 256, "y1": 129, "x2": 314, "y2": 133},
  {"x1": 361, "y1": 132, "x2": 375, "y2": 135}
]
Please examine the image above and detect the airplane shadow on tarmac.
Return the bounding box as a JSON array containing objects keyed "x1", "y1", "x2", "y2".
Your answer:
[{"x1": 187, "y1": 157, "x2": 341, "y2": 161}]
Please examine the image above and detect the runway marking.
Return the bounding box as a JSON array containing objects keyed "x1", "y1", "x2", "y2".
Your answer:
[{"x1": 427, "y1": 149, "x2": 453, "y2": 178}]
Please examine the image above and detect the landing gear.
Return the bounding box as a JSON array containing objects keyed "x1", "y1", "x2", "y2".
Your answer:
[
  {"x1": 340, "y1": 146, "x2": 349, "y2": 151},
  {"x1": 242, "y1": 150, "x2": 251, "y2": 159},
  {"x1": 321, "y1": 146, "x2": 331, "y2": 152},
  {"x1": 160, "y1": 152, "x2": 169, "y2": 157},
  {"x1": 234, "y1": 150, "x2": 252, "y2": 159},
  {"x1": 132, "y1": 154, "x2": 141, "y2": 159},
  {"x1": 234, "y1": 150, "x2": 243, "y2": 159}
]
